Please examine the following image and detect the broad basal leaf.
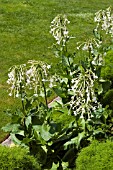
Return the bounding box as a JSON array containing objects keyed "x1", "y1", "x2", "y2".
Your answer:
[
  {"x1": 40, "y1": 124, "x2": 53, "y2": 141},
  {"x1": 2, "y1": 123, "x2": 20, "y2": 133}
]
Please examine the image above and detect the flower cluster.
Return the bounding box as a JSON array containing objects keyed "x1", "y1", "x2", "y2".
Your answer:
[
  {"x1": 7, "y1": 60, "x2": 52, "y2": 98},
  {"x1": 26, "y1": 60, "x2": 51, "y2": 96},
  {"x1": 77, "y1": 38, "x2": 102, "y2": 52},
  {"x1": 50, "y1": 14, "x2": 70, "y2": 46},
  {"x1": 94, "y1": 7, "x2": 113, "y2": 36},
  {"x1": 7, "y1": 64, "x2": 27, "y2": 98},
  {"x1": 77, "y1": 38, "x2": 103, "y2": 67},
  {"x1": 69, "y1": 68, "x2": 101, "y2": 119}
]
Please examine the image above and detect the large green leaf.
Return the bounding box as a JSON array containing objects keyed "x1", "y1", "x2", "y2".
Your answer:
[
  {"x1": 40, "y1": 124, "x2": 53, "y2": 141},
  {"x1": 64, "y1": 132, "x2": 85, "y2": 149},
  {"x1": 2, "y1": 123, "x2": 20, "y2": 133},
  {"x1": 10, "y1": 133, "x2": 22, "y2": 145},
  {"x1": 33, "y1": 128, "x2": 46, "y2": 145},
  {"x1": 25, "y1": 116, "x2": 31, "y2": 128},
  {"x1": 33, "y1": 125, "x2": 53, "y2": 143},
  {"x1": 77, "y1": 132, "x2": 85, "y2": 148},
  {"x1": 16, "y1": 130, "x2": 24, "y2": 136}
]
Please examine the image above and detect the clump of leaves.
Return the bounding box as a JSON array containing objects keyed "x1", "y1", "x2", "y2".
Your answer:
[
  {"x1": 0, "y1": 145, "x2": 40, "y2": 170},
  {"x1": 76, "y1": 140, "x2": 113, "y2": 170}
]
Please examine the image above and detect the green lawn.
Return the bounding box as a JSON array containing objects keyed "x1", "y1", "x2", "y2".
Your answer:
[{"x1": 0, "y1": 0, "x2": 113, "y2": 141}]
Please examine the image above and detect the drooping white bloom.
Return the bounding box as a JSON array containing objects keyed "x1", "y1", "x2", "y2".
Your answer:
[
  {"x1": 7, "y1": 60, "x2": 52, "y2": 98},
  {"x1": 94, "y1": 7, "x2": 113, "y2": 37},
  {"x1": 69, "y1": 68, "x2": 101, "y2": 119},
  {"x1": 50, "y1": 14, "x2": 70, "y2": 46}
]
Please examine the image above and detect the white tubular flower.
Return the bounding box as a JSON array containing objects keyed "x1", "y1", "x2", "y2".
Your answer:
[
  {"x1": 26, "y1": 68, "x2": 33, "y2": 75},
  {"x1": 9, "y1": 93, "x2": 12, "y2": 96},
  {"x1": 73, "y1": 111, "x2": 77, "y2": 116},
  {"x1": 47, "y1": 65, "x2": 51, "y2": 69}
]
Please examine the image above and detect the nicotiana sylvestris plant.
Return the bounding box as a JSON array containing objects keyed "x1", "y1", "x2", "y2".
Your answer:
[
  {"x1": 50, "y1": 9, "x2": 113, "y2": 148},
  {"x1": 50, "y1": 14, "x2": 104, "y2": 120}
]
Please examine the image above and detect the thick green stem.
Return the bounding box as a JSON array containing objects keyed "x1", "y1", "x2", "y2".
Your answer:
[
  {"x1": 20, "y1": 83, "x2": 28, "y2": 137},
  {"x1": 40, "y1": 72, "x2": 48, "y2": 110},
  {"x1": 20, "y1": 83, "x2": 25, "y2": 115},
  {"x1": 42, "y1": 81, "x2": 48, "y2": 109},
  {"x1": 22, "y1": 100, "x2": 25, "y2": 114}
]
